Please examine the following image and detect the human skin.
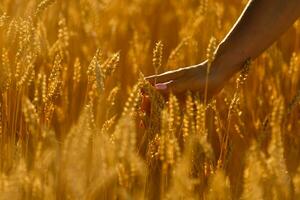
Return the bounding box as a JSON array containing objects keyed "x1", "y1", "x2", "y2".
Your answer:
[{"x1": 145, "y1": 0, "x2": 300, "y2": 98}]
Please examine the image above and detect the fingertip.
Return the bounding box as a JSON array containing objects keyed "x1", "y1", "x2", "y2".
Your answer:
[
  {"x1": 155, "y1": 83, "x2": 168, "y2": 90},
  {"x1": 155, "y1": 80, "x2": 174, "y2": 91}
]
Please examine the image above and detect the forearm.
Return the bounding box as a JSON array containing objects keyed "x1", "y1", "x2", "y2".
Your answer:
[{"x1": 213, "y1": 0, "x2": 300, "y2": 79}]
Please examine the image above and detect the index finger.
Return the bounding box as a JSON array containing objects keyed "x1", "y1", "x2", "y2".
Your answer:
[{"x1": 145, "y1": 68, "x2": 186, "y2": 85}]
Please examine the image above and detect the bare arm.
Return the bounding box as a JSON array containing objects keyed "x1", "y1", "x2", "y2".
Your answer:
[
  {"x1": 146, "y1": 0, "x2": 300, "y2": 96},
  {"x1": 214, "y1": 0, "x2": 300, "y2": 80}
]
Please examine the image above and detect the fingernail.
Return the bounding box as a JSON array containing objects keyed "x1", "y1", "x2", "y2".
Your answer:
[{"x1": 155, "y1": 83, "x2": 167, "y2": 90}]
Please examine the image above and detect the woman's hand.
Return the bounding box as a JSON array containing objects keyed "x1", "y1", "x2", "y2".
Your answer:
[
  {"x1": 145, "y1": 0, "x2": 300, "y2": 99},
  {"x1": 145, "y1": 61, "x2": 226, "y2": 99}
]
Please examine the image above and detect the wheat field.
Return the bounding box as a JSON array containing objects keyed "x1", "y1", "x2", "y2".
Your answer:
[{"x1": 0, "y1": 0, "x2": 300, "y2": 199}]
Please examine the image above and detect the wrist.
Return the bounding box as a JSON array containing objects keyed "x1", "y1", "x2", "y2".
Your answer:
[{"x1": 211, "y1": 42, "x2": 246, "y2": 82}]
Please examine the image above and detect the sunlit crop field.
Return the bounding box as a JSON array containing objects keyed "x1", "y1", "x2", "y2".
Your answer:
[{"x1": 0, "y1": 0, "x2": 300, "y2": 199}]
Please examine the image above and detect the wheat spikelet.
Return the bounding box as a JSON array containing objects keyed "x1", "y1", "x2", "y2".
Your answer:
[
  {"x1": 199, "y1": 0, "x2": 209, "y2": 15},
  {"x1": 211, "y1": 100, "x2": 223, "y2": 143},
  {"x1": 14, "y1": 20, "x2": 25, "y2": 81},
  {"x1": 5, "y1": 18, "x2": 17, "y2": 46},
  {"x1": 33, "y1": 73, "x2": 42, "y2": 106},
  {"x1": 13, "y1": 19, "x2": 35, "y2": 84},
  {"x1": 73, "y1": 58, "x2": 81, "y2": 84},
  {"x1": 87, "y1": 99, "x2": 96, "y2": 130},
  {"x1": 204, "y1": 37, "x2": 217, "y2": 104},
  {"x1": 48, "y1": 54, "x2": 62, "y2": 83},
  {"x1": 35, "y1": 0, "x2": 56, "y2": 18},
  {"x1": 0, "y1": 13, "x2": 9, "y2": 27},
  {"x1": 58, "y1": 17, "x2": 69, "y2": 50},
  {"x1": 45, "y1": 54, "x2": 62, "y2": 103},
  {"x1": 167, "y1": 94, "x2": 181, "y2": 134},
  {"x1": 93, "y1": 51, "x2": 120, "y2": 94},
  {"x1": 206, "y1": 37, "x2": 217, "y2": 68},
  {"x1": 0, "y1": 48, "x2": 11, "y2": 91},
  {"x1": 153, "y1": 41, "x2": 163, "y2": 82},
  {"x1": 102, "y1": 52, "x2": 120, "y2": 78},
  {"x1": 183, "y1": 92, "x2": 195, "y2": 141},
  {"x1": 106, "y1": 86, "x2": 120, "y2": 117},
  {"x1": 122, "y1": 83, "x2": 141, "y2": 118},
  {"x1": 288, "y1": 52, "x2": 299, "y2": 76},
  {"x1": 95, "y1": 57, "x2": 105, "y2": 94},
  {"x1": 41, "y1": 73, "x2": 47, "y2": 104},
  {"x1": 48, "y1": 16, "x2": 69, "y2": 58},
  {"x1": 14, "y1": 61, "x2": 22, "y2": 82},
  {"x1": 16, "y1": 54, "x2": 35, "y2": 89},
  {"x1": 236, "y1": 59, "x2": 251, "y2": 90},
  {"x1": 158, "y1": 94, "x2": 181, "y2": 176},
  {"x1": 22, "y1": 98, "x2": 39, "y2": 133},
  {"x1": 195, "y1": 96, "x2": 206, "y2": 134},
  {"x1": 101, "y1": 115, "x2": 117, "y2": 135},
  {"x1": 42, "y1": 55, "x2": 62, "y2": 124},
  {"x1": 87, "y1": 49, "x2": 101, "y2": 88},
  {"x1": 195, "y1": 96, "x2": 213, "y2": 159},
  {"x1": 45, "y1": 76, "x2": 61, "y2": 104},
  {"x1": 267, "y1": 97, "x2": 291, "y2": 199}
]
